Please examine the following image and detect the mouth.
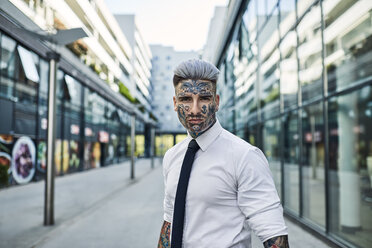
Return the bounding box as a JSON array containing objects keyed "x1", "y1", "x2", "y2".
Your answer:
[{"x1": 188, "y1": 118, "x2": 203, "y2": 124}]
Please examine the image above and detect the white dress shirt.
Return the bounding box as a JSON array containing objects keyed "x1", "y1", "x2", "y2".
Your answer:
[{"x1": 163, "y1": 120, "x2": 287, "y2": 248}]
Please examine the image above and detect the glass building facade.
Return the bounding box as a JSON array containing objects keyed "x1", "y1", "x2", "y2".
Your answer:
[
  {"x1": 216, "y1": 0, "x2": 372, "y2": 247},
  {"x1": 0, "y1": 27, "x2": 149, "y2": 187}
]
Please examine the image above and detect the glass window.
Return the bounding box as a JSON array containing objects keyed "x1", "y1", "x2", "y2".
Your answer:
[
  {"x1": 64, "y1": 75, "x2": 82, "y2": 120},
  {"x1": 14, "y1": 46, "x2": 39, "y2": 135},
  {"x1": 14, "y1": 46, "x2": 39, "y2": 106},
  {"x1": 263, "y1": 118, "x2": 282, "y2": 198},
  {"x1": 0, "y1": 34, "x2": 16, "y2": 99},
  {"x1": 297, "y1": 3, "x2": 323, "y2": 103},
  {"x1": 267, "y1": 0, "x2": 278, "y2": 14},
  {"x1": 259, "y1": 8, "x2": 280, "y2": 120},
  {"x1": 155, "y1": 134, "x2": 174, "y2": 156},
  {"x1": 257, "y1": 0, "x2": 266, "y2": 31},
  {"x1": 17, "y1": 46, "x2": 39, "y2": 83},
  {"x1": 84, "y1": 88, "x2": 94, "y2": 123},
  {"x1": 323, "y1": 0, "x2": 371, "y2": 93},
  {"x1": 244, "y1": 0, "x2": 257, "y2": 42},
  {"x1": 297, "y1": 0, "x2": 316, "y2": 18},
  {"x1": 38, "y1": 59, "x2": 49, "y2": 138},
  {"x1": 301, "y1": 102, "x2": 325, "y2": 227},
  {"x1": 328, "y1": 86, "x2": 372, "y2": 248},
  {"x1": 283, "y1": 111, "x2": 299, "y2": 214},
  {"x1": 280, "y1": 30, "x2": 298, "y2": 109},
  {"x1": 279, "y1": 0, "x2": 296, "y2": 38},
  {"x1": 92, "y1": 93, "x2": 105, "y2": 126}
]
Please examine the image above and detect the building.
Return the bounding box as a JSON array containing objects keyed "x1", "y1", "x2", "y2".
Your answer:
[
  {"x1": 202, "y1": 6, "x2": 227, "y2": 63},
  {"x1": 0, "y1": 0, "x2": 155, "y2": 187},
  {"x1": 209, "y1": 0, "x2": 372, "y2": 247},
  {"x1": 150, "y1": 45, "x2": 198, "y2": 155},
  {"x1": 115, "y1": 14, "x2": 153, "y2": 113}
]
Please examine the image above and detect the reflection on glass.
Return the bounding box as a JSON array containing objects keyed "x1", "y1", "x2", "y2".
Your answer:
[
  {"x1": 155, "y1": 134, "x2": 174, "y2": 156},
  {"x1": 280, "y1": 31, "x2": 298, "y2": 109},
  {"x1": 297, "y1": 0, "x2": 316, "y2": 18},
  {"x1": 260, "y1": 8, "x2": 280, "y2": 120},
  {"x1": 257, "y1": 0, "x2": 266, "y2": 31},
  {"x1": 263, "y1": 118, "x2": 282, "y2": 198},
  {"x1": 279, "y1": 0, "x2": 296, "y2": 38},
  {"x1": 64, "y1": 74, "x2": 82, "y2": 119},
  {"x1": 328, "y1": 86, "x2": 372, "y2": 248},
  {"x1": 0, "y1": 34, "x2": 16, "y2": 99},
  {"x1": 84, "y1": 88, "x2": 94, "y2": 123},
  {"x1": 175, "y1": 134, "x2": 187, "y2": 144},
  {"x1": 297, "y1": 3, "x2": 323, "y2": 103},
  {"x1": 301, "y1": 102, "x2": 325, "y2": 227},
  {"x1": 283, "y1": 111, "x2": 299, "y2": 214},
  {"x1": 135, "y1": 135, "x2": 145, "y2": 157},
  {"x1": 323, "y1": 0, "x2": 372, "y2": 93}
]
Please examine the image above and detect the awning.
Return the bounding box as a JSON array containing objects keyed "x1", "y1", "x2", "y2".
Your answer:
[
  {"x1": 64, "y1": 74, "x2": 77, "y2": 99},
  {"x1": 17, "y1": 46, "x2": 39, "y2": 83}
]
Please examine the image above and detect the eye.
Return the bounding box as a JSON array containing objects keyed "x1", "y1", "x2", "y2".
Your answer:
[
  {"x1": 200, "y1": 96, "x2": 212, "y2": 101},
  {"x1": 179, "y1": 97, "x2": 192, "y2": 102}
]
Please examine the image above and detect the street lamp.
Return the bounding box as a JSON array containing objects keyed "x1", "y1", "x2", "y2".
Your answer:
[{"x1": 24, "y1": 27, "x2": 88, "y2": 225}]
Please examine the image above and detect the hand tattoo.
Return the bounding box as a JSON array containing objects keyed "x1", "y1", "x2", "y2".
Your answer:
[
  {"x1": 263, "y1": 235, "x2": 289, "y2": 248},
  {"x1": 158, "y1": 221, "x2": 171, "y2": 248}
]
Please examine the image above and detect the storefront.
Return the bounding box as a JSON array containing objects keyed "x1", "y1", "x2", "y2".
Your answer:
[{"x1": 0, "y1": 12, "x2": 151, "y2": 188}]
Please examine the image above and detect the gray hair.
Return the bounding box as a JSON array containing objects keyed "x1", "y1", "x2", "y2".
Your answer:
[{"x1": 173, "y1": 59, "x2": 220, "y2": 86}]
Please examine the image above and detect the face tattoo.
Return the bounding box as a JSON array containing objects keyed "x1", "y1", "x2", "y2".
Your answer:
[{"x1": 174, "y1": 79, "x2": 219, "y2": 138}]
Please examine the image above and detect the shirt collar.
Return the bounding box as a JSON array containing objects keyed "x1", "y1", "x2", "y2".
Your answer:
[{"x1": 187, "y1": 119, "x2": 223, "y2": 152}]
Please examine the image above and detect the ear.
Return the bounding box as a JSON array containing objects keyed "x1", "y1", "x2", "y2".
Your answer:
[
  {"x1": 215, "y1": 94, "x2": 220, "y2": 112},
  {"x1": 173, "y1": 96, "x2": 177, "y2": 112}
]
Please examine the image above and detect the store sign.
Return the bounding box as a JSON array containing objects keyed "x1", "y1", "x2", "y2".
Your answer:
[
  {"x1": 41, "y1": 118, "x2": 47, "y2": 130},
  {"x1": 98, "y1": 131, "x2": 109, "y2": 143},
  {"x1": 305, "y1": 131, "x2": 322, "y2": 143},
  {"x1": 85, "y1": 127, "x2": 93, "y2": 137},
  {"x1": 70, "y1": 124, "x2": 80, "y2": 135}
]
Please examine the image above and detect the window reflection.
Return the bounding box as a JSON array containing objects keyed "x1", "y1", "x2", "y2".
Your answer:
[
  {"x1": 297, "y1": 3, "x2": 323, "y2": 103},
  {"x1": 260, "y1": 8, "x2": 280, "y2": 120},
  {"x1": 0, "y1": 34, "x2": 16, "y2": 99},
  {"x1": 297, "y1": 0, "x2": 317, "y2": 18},
  {"x1": 324, "y1": 0, "x2": 372, "y2": 93},
  {"x1": 301, "y1": 102, "x2": 325, "y2": 227},
  {"x1": 283, "y1": 111, "x2": 300, "y2": 214},
  {"x1": 263, "y1": 118, "x2": 282, "y2": 198},
  {"x1": 280, "y1": 31, "x2": 298, "y2": 109},
  {"x1": 328, "y1": 86, "x2": 372, "y2": 248},
  {"x1": 279, "y1": 0, "x2": 296, "y2": 38}
]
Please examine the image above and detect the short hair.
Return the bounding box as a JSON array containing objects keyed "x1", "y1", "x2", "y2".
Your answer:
[{"x1": 173, "y1": 59, "x2": 220, "y2": 87}]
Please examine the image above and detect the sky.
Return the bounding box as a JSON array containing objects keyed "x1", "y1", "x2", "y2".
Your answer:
[{"x1": 104, "y1": 0, "x2": 228, "y2": 51}]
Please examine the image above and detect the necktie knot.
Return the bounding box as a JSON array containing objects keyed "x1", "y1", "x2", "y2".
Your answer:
[{"x1": 188, "y1": 139, "x2": 200, "y2": 151}]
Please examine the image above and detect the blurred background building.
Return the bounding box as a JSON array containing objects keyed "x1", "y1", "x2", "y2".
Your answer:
[
  {"x1": 209, "y1": 0, "x2": 372, "y2": 247},
  {"x1": 150, "y1": 44, "x2": 198, "y2": 155},
  {"x1": 115, "y1": 14, "x2": 153, "y2": 112}
]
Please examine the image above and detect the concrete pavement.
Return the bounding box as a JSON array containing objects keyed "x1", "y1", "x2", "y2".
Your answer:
[{"x1": 0, "y1": 158, "x2": 331, "y2": 248}]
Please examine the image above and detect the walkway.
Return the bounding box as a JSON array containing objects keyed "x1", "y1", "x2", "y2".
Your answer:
[{"x1": 0, "y1": 158, "x2": 331, "y2": 247}]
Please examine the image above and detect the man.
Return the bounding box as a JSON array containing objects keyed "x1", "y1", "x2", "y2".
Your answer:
[{"x1": 158, "y1": 59, "x2": 289, "y2": 248}]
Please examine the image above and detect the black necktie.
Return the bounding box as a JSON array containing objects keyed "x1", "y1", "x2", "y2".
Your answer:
[{"x1": 171, "y1": 139, "x2": 200, "y2": 248}]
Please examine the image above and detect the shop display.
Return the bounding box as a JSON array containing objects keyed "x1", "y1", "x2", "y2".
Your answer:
[
  {"x1": 37, "y1": 141, "x2": 46, "y2": 172},
  {"x1": 92, "y1": 142, "x2": 101, "y2": 168},
  {"x1": 69, "y1": 140, "x2": 80, "y2": 170},
  {"x1": 0, "y1": 152, "x2": 11, "y2": 173},
  {"x1": 11, "y1": 136, "x2": 35, "y2": 184}
]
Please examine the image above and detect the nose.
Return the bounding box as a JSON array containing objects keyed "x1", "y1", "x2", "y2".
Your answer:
[{"x1": 190, "y1": 98, "x2": 200, "y2": 115}]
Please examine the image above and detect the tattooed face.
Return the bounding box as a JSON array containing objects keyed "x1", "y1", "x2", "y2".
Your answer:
[{"x1": 173, "y1": 79, "x2": 220, "y2": 138}]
